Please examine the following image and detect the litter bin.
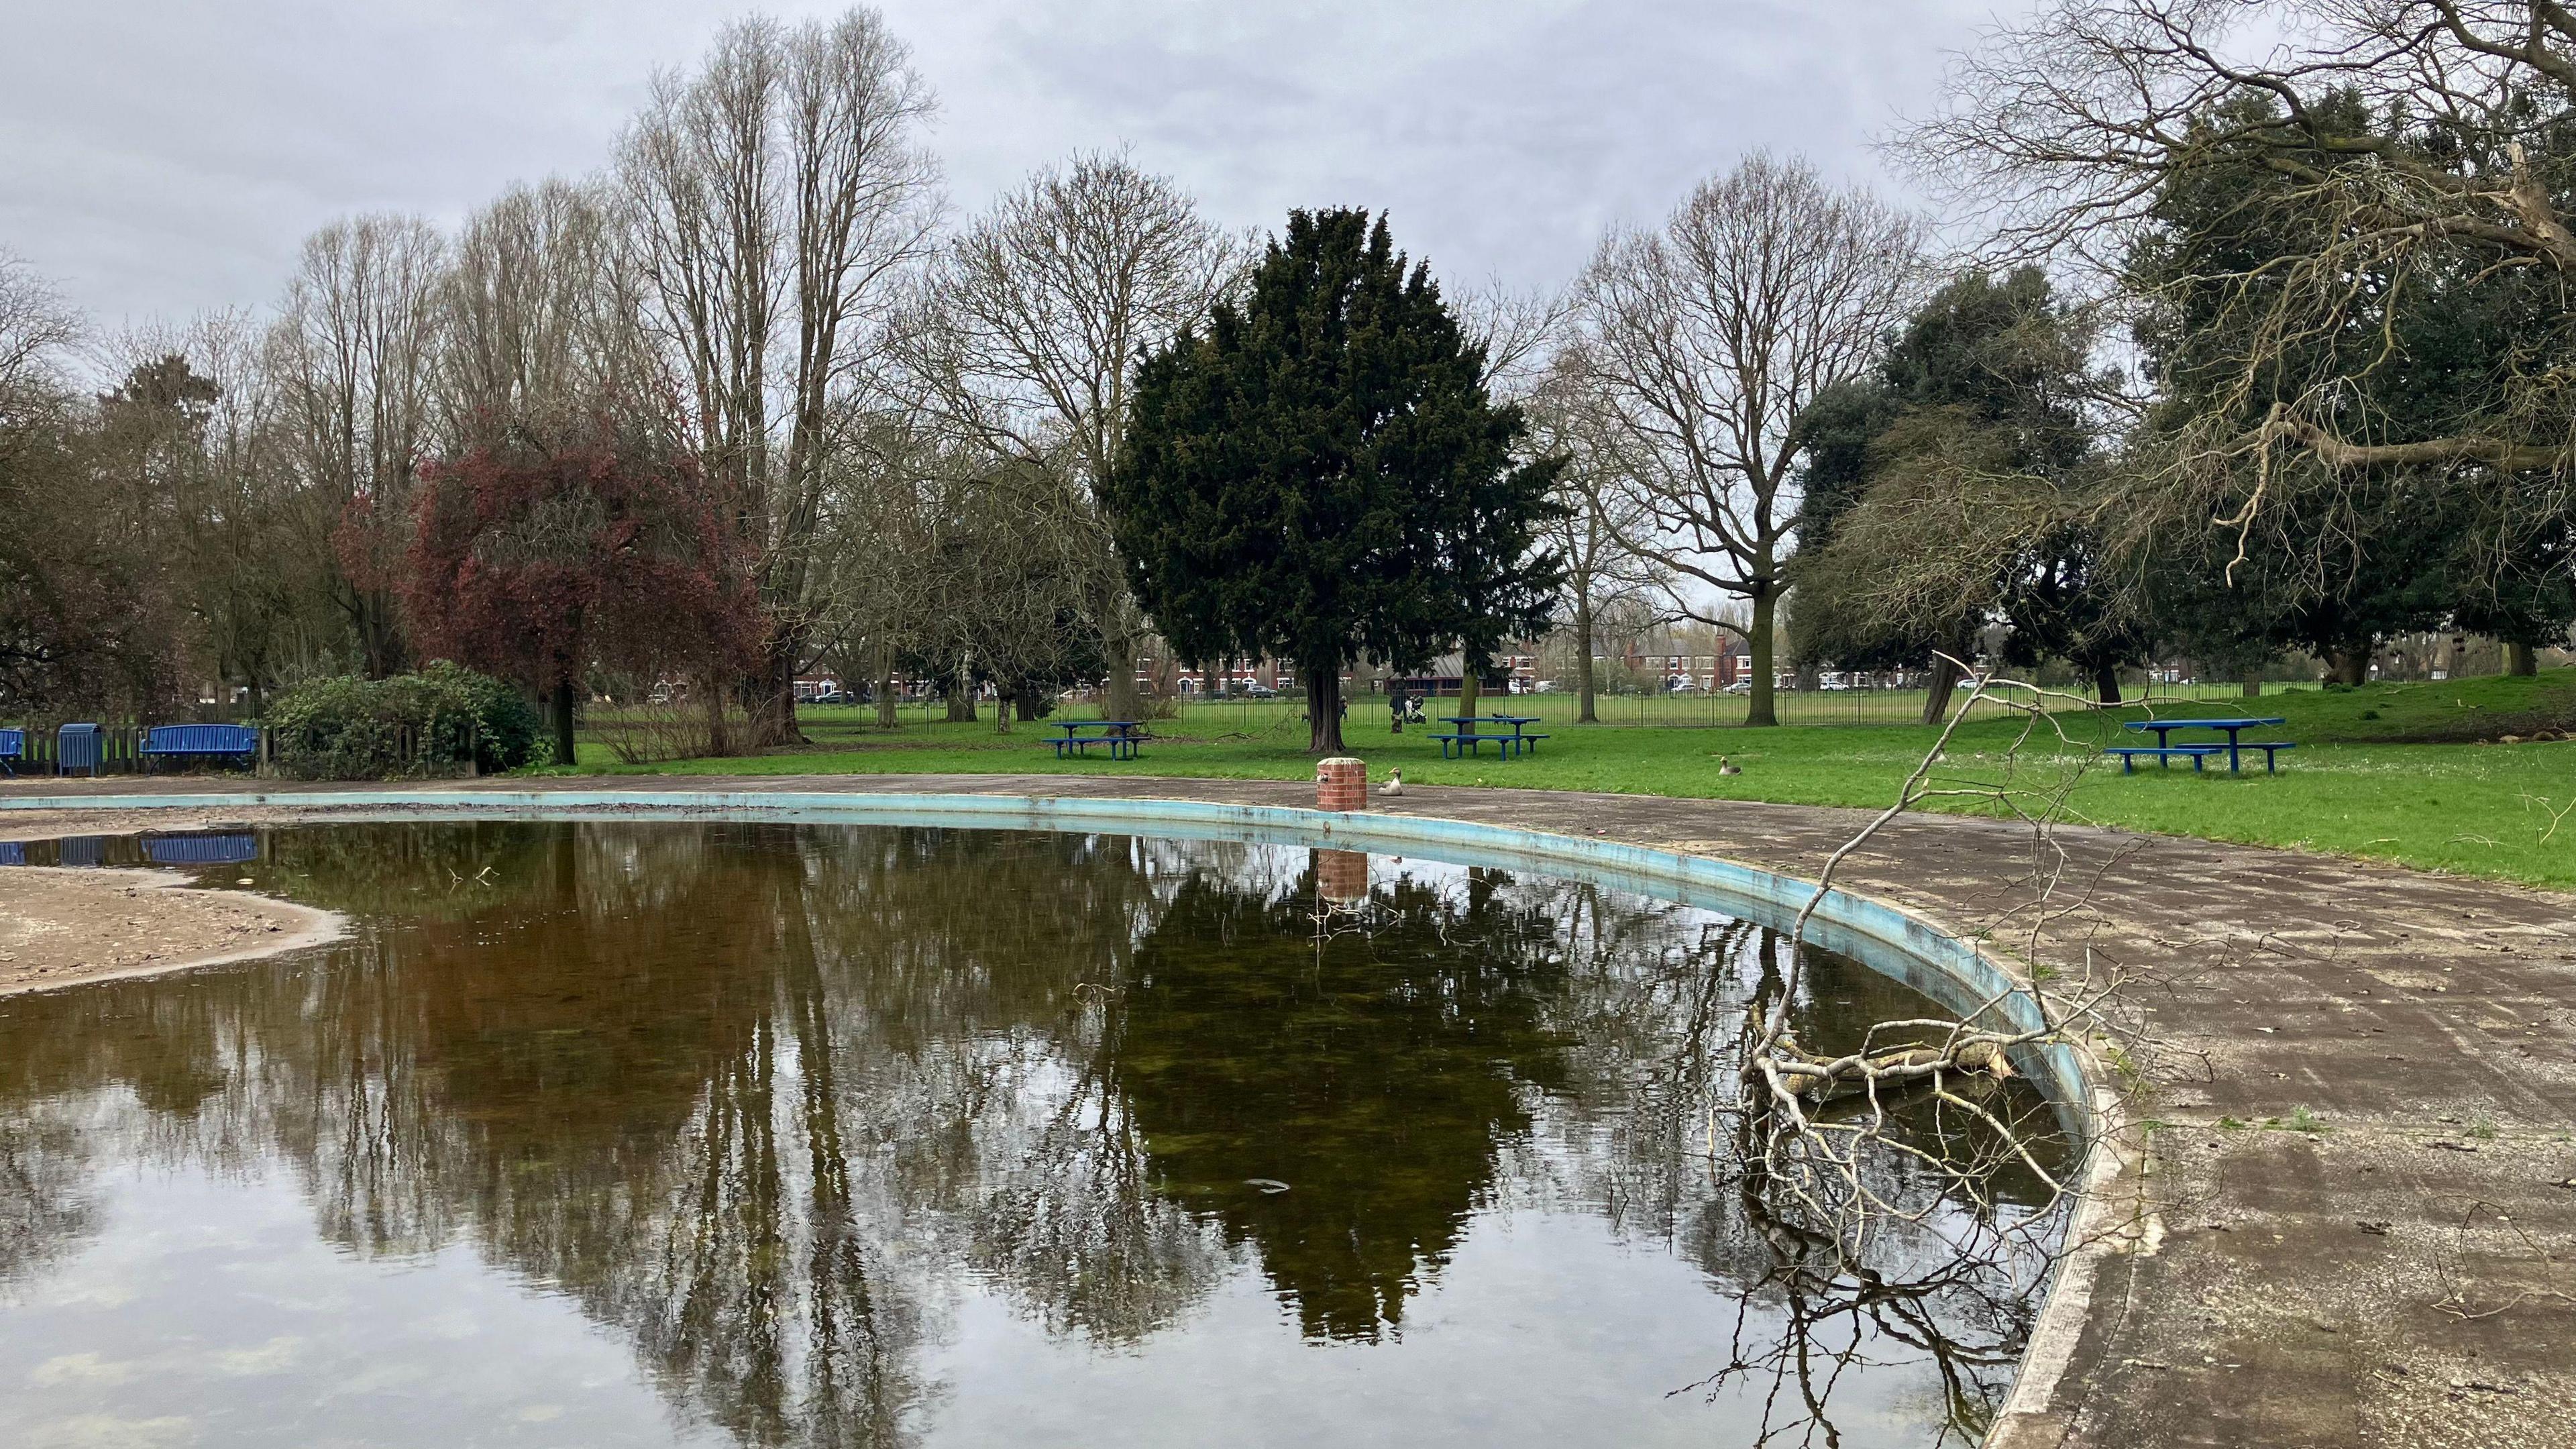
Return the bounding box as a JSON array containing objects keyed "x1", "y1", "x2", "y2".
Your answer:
[{"x1": 56, "y1": 722, "x2": 102, "y2": 776}]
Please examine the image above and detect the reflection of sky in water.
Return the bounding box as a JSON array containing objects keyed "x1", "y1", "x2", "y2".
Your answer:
[
  {"x1": 7, "y1": 1157, "x2": 727, "y2": 1448},
  {"x1": 7, "y1": 1161, "x2": 1853, "y2": 1448},
  {"x1": 0, "y1": 822, "x2": 2059, "y2": 1448}
]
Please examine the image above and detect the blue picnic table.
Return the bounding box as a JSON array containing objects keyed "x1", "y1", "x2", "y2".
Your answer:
[
  {"x1": 1432, "y1": 714, "x2": 1550, "y2": 759},
  {"x1": 2114, "y1": 716, "x2": 2296, "y2": 773},
  {"x1": 1047, "y1": 719, "x2": 1146, "y2": 761}
]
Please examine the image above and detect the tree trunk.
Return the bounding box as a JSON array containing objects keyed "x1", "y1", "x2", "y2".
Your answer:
[
  {"x1": 2506, "y1": 640, "x2": 2538, "y2": 676},
  {"x1": 550, "y1": 678, "x2": 577, "y2": 768},
  {"x1": 1457, "y1": 657, "x2": 1481, "y2": 724},
  {"x1": 947, "y1": 658, "x2": 977, "y2": 723},
  {"x1": 2241, "y1": 669, "x2": 2262, "y2": 699},
  {"x1": 1574, "y1": 598, "x2": 1599, "y2": 724},
  {"x1": 357, "y1": 593, "x2": 407, "y2": 680},
  {"x1": 1102, "y1": 628, "x2": 1142, "y2": 722},
  {"x1": 2328, "y1": 646, "x2": 2372, "y2": 686},
  {"x1": 1919, "y1": 653, "x2": 1964, "y2": 726},
  {"x1": 875, "y1": 639, "x2": 898, "y2": 729},
  {"x1": 702, "y1": 672, "x2": 731, "y2": 757},
  {"x1": 745, "y1": 630, "x2": 806, "y2": 747},
  {"x1": 1305, "y1": 669, "x2": 1346, "y2": 754},
  {"x1": 2091, "y1": 659, "x2": 2123, "y2": 706},
  {"x1": 1746, "y1": 586, "x2": 1780, "y2": 728}
]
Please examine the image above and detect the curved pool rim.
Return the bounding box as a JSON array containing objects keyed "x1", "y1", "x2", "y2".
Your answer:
[{"x1": 0, "y1": 784, "x2": 2126, "y2": 1443}]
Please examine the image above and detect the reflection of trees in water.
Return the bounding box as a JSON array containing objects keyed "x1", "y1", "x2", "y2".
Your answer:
[
  {"x1": 0, "y1": 1112, "x2": 95, "y2": 1298},
  {"x1": 1115, "y1": 863, "x2": 1573, "y2": 1340},
  {"x1": 0, "y1": 822, "x2": 2065, "y2": 1448},
  {"x1": 1364, "y1": 867, "x2": 2068, "y2": 1444},
  {"x1": 1680, "y1": 1177, "x2": 2053, "y2": 1448}
]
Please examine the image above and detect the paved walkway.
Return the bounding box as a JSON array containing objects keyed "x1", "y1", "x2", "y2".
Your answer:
[{"x1": 5, "y1": 772, "x2": 2573, "y2": 1447}]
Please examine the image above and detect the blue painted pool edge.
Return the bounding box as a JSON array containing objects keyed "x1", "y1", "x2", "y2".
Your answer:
[
  {"x1": 2, "y1": 785, "x2": 2125, "y2": 1443},
  {"x1": 0, "y1": 786, "x2": 2090, "y2": 1097}
]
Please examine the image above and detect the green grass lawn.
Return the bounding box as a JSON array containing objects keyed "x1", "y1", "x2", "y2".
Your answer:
[{"x1": 560, "y1": 671, "x2": 2576, "y2": 890}]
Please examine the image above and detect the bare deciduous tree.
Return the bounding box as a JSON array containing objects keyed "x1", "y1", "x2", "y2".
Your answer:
[
  {"x1": 441, "y1": 178, "x2": 646, "y2": 445},
  {"x1": 1526, "y1": 362, "x2": 1668, "y2": 722},
  {"x1": 902, "y1": 150, "x2": 1243, "y2": 722},
  {"x1": 0, "y1": 252, "x2": 77, "y2": 410},
  {"x1": 618, "y1": 5, "x2": 942, "y2": 745},
  {"x1": 115, "y1": 311, "x2": 320, "y2": 710},
  {"x1": 268, "y1": 214, "x2": 447, "y2": 678},
  {"x1": 1907, "y1": 1, "x2": 2576, "y2": 584},
  {"x1": 1572, "y1": 154, "x2": 1925, "y2": 727}
]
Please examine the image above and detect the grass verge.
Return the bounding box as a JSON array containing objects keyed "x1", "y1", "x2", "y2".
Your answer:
[{"x1": 559, "y1": 672, "x2": 2576, "y2": 890}]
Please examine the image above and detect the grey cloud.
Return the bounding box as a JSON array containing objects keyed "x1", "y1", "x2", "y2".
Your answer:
[{"x1": 0, "y1": 0, "x2": 2010, "y2": 327}]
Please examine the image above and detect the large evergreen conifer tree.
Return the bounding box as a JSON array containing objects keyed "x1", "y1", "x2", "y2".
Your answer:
[{"x1": 1106, "y1": 209, "x2": 1563, "y2": 753}]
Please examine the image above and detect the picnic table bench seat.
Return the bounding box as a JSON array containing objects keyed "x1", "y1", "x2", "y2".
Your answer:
[
  {"x1": 2227, "y1": 741, "x2": 2297, "y2": 771},
  {"x1": 2102, "y1": 744, "x2": 2226, "y2": 773}
]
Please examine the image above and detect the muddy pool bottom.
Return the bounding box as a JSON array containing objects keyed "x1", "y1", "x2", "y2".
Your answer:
[{"x1": 0, "y1": 820, "x2": 2070, "y2": 1448}]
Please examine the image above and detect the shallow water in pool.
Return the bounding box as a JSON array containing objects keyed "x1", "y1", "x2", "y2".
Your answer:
[{"x1": 0, "y1": 820, "x2": 2062, "y2": 1448}]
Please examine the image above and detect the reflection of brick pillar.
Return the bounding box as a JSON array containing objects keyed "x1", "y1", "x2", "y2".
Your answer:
[
  {"x1": 1316, "y1": 756, "x2": 1368, "y2": 810},
  {"x1": 1315, "y1": 848, "x2": 1370, "y2": 904}
]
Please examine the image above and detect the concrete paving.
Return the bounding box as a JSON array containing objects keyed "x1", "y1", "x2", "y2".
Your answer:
[{"x1": 5, "y1": 771, "x2": 2573, "y2": 1447}]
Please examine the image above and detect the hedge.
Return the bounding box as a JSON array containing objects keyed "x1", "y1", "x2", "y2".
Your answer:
[{"x1": 266, "y1": 662, "x2": 541, "y2": 780}]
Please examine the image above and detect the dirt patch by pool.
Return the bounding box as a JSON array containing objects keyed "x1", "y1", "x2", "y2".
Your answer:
[{"x1": 0, "y1": 866, "x2": 339, "y2": 998}]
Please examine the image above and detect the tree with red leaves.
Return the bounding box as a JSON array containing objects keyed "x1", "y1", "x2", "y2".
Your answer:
[{"x1": 403, "y1": 425, "x2": 763, "y2": 765}]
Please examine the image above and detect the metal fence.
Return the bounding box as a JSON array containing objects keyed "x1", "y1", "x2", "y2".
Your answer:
[{"x1": 1132, "y1": 680, "x2": 2282, "y2": 736}]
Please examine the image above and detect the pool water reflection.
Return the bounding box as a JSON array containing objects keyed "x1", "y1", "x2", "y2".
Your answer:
[{"x1": 0, "y1": 820, "x2": 2063, "y2": 1447}]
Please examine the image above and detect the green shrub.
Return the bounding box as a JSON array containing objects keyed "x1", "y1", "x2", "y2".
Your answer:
[{"x1": 267, "y1": 662, "x2": 540, "y2": 780}]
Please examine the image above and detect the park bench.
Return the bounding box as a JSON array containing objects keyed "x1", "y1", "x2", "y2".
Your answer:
[
  {"x1": 1046, "y1": 720, "x2": 1146, "y2": 762},
  {"x1": 138, "y1": 723, "x2": 260, "y2": 771},
  {"x1": 2102, "y1": 745, "x2": 2226, "y2": 774},
  {"x1": 0, "y1": 728, "x2": 19, "y2": 777},
  {"x1": 143, "y1": 832, "x2": 260, "y2": 866}
]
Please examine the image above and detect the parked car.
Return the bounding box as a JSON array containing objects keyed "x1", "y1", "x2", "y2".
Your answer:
[
  {"x1": 1235, "y1": 682, "x2": 1279, "y2": 699},
  {"x1": 1721, "y1": 680, "x2": 1752, "y2": 694}
]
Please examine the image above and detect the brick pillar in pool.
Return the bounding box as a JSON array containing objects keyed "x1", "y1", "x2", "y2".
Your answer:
[{"x1": 1316, "y1": 757, "x2": 1368, "y2": 810}]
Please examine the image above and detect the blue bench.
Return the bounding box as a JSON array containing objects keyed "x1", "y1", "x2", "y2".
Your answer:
[
  {"x1": 2102, "y1": 745, "x2": 2225, "y2": 774},
  {"x1": 144, "y1": 832, "x2": 259, "y2": 865},
  {"x1": 2230, "y1": 741, "x2": 2298, "y2": 773},
  {"x1": 0, "y1": 728, "x2": 19, "y2": 777},
  {"x1": 139, "y1": 723, "x2": 260, "y2": 771},
  {"x1": 1047, "y1": 720, "x2": 1146, "y2": 761},
  {"x1": 1431, "y1": 731, "x2": 1548, "y2": 759}
]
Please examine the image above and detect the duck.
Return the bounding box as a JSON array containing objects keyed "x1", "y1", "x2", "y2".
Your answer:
[
  {"x1": 1383, "y1": 767, "x2": 1405, "y2": 797},
  {"x1": 1717, "y1": 755, "x2": 1741, "y2": 777}
]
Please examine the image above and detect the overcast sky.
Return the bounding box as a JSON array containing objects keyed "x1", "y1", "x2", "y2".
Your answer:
[{"x1": 1, "y1": 0, "x2": 2010, "y2": 329}]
